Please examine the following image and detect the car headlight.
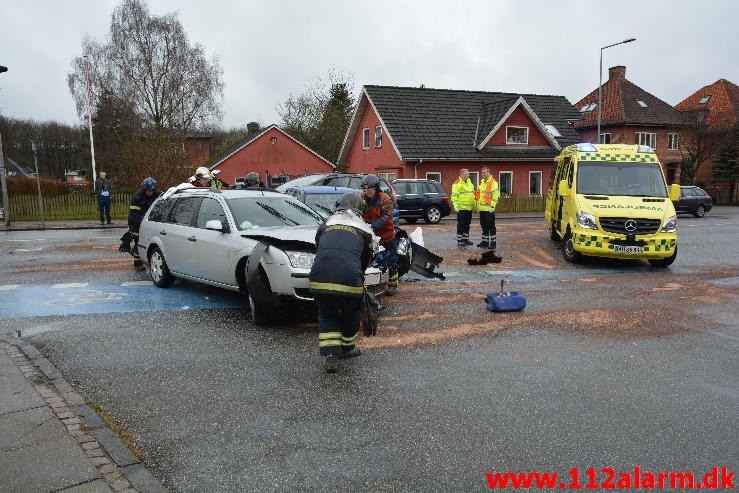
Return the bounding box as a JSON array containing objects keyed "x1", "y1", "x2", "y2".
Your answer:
[
  {"x1": 576, "y1": 210, "x2": 598, "y2": 230},
  {"x1": 661, "y1": 215, "x2": 677, "y2": 233},
  {"x1": 286, "y1": 250, "x2": 315, "y2": 269}
]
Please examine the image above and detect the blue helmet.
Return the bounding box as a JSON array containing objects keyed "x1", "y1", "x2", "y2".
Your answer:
[{"x1": 142, "y1": 177, "x2": 157, "y2": 191}]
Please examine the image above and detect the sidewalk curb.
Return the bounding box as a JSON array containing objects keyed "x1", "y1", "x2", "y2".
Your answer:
[{"x1": 0, "y1": 336, "x2": 169, "y2": 493}]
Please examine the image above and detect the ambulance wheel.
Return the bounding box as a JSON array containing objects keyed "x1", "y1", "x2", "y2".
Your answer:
[
  {"x1": 562, "y1": 231, "x2": 581, "y2": 263},
  {"x1": 149, "y1": 247, "x2": 174, "y2": 288},
  {"x1": 648, "y1": 248, "x2": 677, "y2": 268},
  {"x1": 550, "y1": 222, "x2": 560, "y2": 241}
]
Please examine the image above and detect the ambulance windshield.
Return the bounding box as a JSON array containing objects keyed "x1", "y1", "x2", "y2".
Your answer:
[{"x1": 576, "y1": 162, "x2": 668, "y2": 198}]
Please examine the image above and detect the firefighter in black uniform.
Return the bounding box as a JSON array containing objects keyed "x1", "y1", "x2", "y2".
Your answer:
[
  {"x1": 128, "y1": 177, "x2": 160, "y2": 271},
  {"x1": 309, "y1": 192, "x2": 374, "y2": 373}
]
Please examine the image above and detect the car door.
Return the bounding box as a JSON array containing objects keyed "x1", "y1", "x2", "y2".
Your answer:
[
  {"x1": 396, "y1": 182, "x2": 423, "y2": 218},
  {"x1": 675, "y1": 188, "x2": 694, "y2": 213},
  {"x1": 162, "y1": 197, "x2": 202, "y2": 274},
  {"x1": 187, "y1": 197, "x2": 241, "y2": 285}
]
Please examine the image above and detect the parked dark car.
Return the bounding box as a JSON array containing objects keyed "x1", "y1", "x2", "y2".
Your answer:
[
  {"x1": 282, "y1": 185, "x2": 357, "y2": 218},
  {"x1": 673, "y1": 186, "x2": 713, "y2": 218},
  {"x1": 276, "y1": 173, "x2": 397, "y2": 204},
  {"x1": 391, "y1": 179, "x2": 451, "y2": 224}
]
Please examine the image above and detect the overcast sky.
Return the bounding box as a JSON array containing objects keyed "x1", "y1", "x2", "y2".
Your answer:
[{"x1": 1, "y1": 0, "x2": 737, "y2": 130}]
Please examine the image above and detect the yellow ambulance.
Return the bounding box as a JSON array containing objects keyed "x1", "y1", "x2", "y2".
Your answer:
[{"x1": 545, "y1": 143, "x2": 681, "y2": 267}]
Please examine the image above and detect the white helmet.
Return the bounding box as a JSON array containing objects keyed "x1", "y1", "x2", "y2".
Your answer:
[{"x1": 195, "y1": 166, "x2": 212, "y2": 179}]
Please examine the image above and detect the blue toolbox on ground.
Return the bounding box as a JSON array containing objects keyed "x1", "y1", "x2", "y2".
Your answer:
[{"x1": 486, "y1": 280, "x2": 526, "y2": 312}]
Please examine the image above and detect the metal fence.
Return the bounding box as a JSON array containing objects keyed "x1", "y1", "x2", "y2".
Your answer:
[{"x1": 7, "y1": 192, "x2": 133, "y2": 221}]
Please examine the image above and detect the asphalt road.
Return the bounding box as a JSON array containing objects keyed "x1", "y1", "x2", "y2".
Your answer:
[{"x1": 1, "y1": 208, "x2": 737, "y2": 492}]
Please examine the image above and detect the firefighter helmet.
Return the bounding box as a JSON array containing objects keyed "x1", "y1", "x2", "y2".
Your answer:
[
  {"x1": 362, "y1": 174, "x2": 381, "y2": 190},
  {"x1": 142, "y1": 177, "x2": 157, "y2": 191}
]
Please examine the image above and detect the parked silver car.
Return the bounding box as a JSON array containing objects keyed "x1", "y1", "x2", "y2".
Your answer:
[{"x1": 137, "y1": 187, "x2": 385, "y2": 325}]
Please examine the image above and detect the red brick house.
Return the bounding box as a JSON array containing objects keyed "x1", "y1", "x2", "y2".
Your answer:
[
  {"x1": 573, "y1": 66, "x2": 690, "y2": 185},
  {"x1": 675, "y1": 79, "x2": 739, "y2": 202},
  {"x1": 209, "y1": 124, "x2": 335, "y2": 187},
  {"x1": 337, "y1": 85, "x2": 581, "y2": 196}
]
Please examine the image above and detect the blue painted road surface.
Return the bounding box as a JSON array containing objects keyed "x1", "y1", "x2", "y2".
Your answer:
[{"x1": 0, "y1": 283, "x2": 247, "y2": 318}]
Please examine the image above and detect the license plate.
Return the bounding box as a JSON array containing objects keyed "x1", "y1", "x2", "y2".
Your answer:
[
  {"x1": 614, "y1": 245, "x2": 643, "y2": 254},
  {"x1": 364, "y1": 271, "x2": 381, "y2": 286}
]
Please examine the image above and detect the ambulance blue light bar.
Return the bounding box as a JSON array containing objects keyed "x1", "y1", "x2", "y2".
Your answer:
[{"x1": 576, "y1": 143, "x2": 598, "y2": 152}]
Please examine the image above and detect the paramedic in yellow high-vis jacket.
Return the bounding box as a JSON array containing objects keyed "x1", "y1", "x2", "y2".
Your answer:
[
  {"x1": 475, "y1": 167, "x2": 500, "y2": 249},
  {"x1": 451, "y1": 168, "x2": 475, "y2": 246}
]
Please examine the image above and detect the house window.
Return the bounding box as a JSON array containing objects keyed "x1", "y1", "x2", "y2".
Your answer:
[
  {"x1": 425, "y1": 172, "x2": 441, "y2": 183},
  {"x1": 529, "y1": 171, "x2": 542, "y2": 196},
  {"x1": 699, "y1": 95, "x2": 711, "y2": 104},
  {"x1": 599, "y1": 133, "x2": 611, "y2": 144},
  {"x1": 506, "y1": 126, "x2": 528, "y2": 144},
  {"x1": 635, "y1": 132, "x2": 656, "y2": 149},
  {"x1": 545, "y1": 124, "x2": 561, "y2": 137},
  {"x1": 375, "y1": 126, "x2": 382, "y2": 148},
  {"x1": 499, "y1": 171, "x2": 512, "y2": 195},
  {"x1": 362, "y1": 128, "x2": 370, "y2": 149},
  {"x1": 579, "y1": 102, "x2": 597, "y2": 112},
  {"x1": 378, "y1": 172, "x2": 397, "y2": 182},
  {"x1": 667, "y1": 133, "x2": 679, "y2": 150},
  {"x1": 637, "y1": 100, "x2": 649, "y2": 108},
  {"x1": 468, "y1": 171, "x2": 480, "y2": 190}
]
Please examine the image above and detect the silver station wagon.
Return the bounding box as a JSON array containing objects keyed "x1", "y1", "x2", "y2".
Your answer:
[{"x1": 137, "y1": 186, "x2": 385, "y2": 325}]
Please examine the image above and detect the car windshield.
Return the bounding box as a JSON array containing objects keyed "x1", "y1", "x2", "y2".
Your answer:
[
  {"x1": 576, "y1": 162, "x2": 668, "y2": 198},
  {"x1": 304, "y1": 194, "x2": 342, "y2": 218},
  {"x1": 275, "y1": 174, "x2": 328, "y2": 192},
  {"x1": 227, "y1": 196, "x2": 323, "y2": 230}
]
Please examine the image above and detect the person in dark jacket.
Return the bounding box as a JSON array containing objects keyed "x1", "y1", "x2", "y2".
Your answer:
[
  {"x1": 94, "y1": 171, "x2": 113, "y2": 225},
  {"x1": 309, "y1": 192, "x2": 374, "y2": 373},
  {"x1": 128, "y1": 177, "x2": 160, "y2": 271}
]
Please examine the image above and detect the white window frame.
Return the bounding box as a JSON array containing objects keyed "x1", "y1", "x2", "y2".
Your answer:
[
  {"x1": 499, "y1": 171, "x2": 513, "y2": 195},
  {"x1": 599, "y1": 133, "x2": 611, "y2": 144},
  {"x1": 425, "y1": 172, "x2": 441, "y2": 183},
  {"x1": 506, "y1": 126, "x2": 529, "y2": 145},
  {"x1": 362, "y1": 128, "x2": 370, "y2": 149},
  {"x1": 529, "y1": 171, "x2": 542, "y2": 196},
  {"x1": 667, "y1": 133, "x2": 679, "y2": 150},
  {"x1": 377, "y1": 172, "x2": 397, "y2": 182},
  {"x1": 375, "y1": 125, "x2": 382, "y2": 148},
  {"x1": 468, "y1": 171, "x2": 480, "y2": 190},
  {"x1": 635, "y1": 132, "x2": 656, "y2": 149}
]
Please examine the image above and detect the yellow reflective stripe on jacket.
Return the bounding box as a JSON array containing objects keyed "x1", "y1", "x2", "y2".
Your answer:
[
  {"x1": 451, "y1": 178, "x2": 475, "y2": 211},
  {"x1": 130, "y1": 205, "x2": 142, "y2": 211},
  {"x1": 309, "y1": 281, "x2": 364, "y2": 295}
]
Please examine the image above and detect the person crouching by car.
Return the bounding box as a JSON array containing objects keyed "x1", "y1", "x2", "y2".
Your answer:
[
  {"x1": 128, "y1": 177, "x2": 160, "y2": 271},
  {"x1": 361, "y1": 174, "x2": 399, "y2": 296},
  {"x1": 309, "y1": 192, "x2": 374, "y2": 373}
]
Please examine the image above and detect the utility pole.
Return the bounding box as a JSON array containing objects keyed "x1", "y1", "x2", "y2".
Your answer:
[{"x1": 0, "y1": 64, "x2": 9, "y2": 227}]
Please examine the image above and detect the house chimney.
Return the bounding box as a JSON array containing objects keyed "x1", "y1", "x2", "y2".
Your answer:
[
  {"x1": 246, "y1": 122, "x2": 260, "y2": 138},
  {"x1": 609, "y1": 66, "x2": 626, "y2": 80}
]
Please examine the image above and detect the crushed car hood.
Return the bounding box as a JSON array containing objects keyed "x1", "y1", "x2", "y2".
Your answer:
[{"x1": 240, "y1": 225, "x2": 317, "y2": 250}]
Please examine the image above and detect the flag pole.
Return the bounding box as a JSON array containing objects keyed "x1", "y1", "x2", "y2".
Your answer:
[{"x1": 83, "y1": 55, "x2": 97, "y2": 184}]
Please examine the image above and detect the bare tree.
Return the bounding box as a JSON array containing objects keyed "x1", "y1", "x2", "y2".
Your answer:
[
  {"x1": 68, "y1": 0, "x2": 223, "y2": 134},
  {"x1": 679, "y1": 113, "x2": 727, "y2": 185}
]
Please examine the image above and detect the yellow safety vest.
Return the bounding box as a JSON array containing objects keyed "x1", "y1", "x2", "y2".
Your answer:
[{"x1": 451, "y1": 178, "x2": 476, "y2": 211}]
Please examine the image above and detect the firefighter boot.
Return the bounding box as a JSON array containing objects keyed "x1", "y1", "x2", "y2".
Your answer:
[
  {"x1": 324, "y1": 354, "x2": 338, "y2": 373},
  {"x1": 385, "y1": 271, "x2": 399, "y2": 296},
  {"x1": 340, "y1": 347, "x2": 361, "y2": 359}
]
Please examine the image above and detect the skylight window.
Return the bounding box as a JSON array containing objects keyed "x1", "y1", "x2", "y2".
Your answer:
[
  {"x1": 637, "y1": 100, "x2": 648, "y2": 108},
  {"x1": 699, "y1": 95, "x2": 711, "y2": 104},
  {"x1": 544, "y1": 124, "x2": 561, "y2": 137},
  {"x1": 579, "y1": 102, "x2": 597, "y2": 112}
]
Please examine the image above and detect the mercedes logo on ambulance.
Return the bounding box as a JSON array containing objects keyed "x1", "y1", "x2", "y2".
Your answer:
[{"x1": 624, "y1": 219, "x2": 638, "y2": 232}]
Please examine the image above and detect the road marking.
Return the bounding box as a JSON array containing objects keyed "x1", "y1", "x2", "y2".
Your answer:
[
  {"x1": 14, "y1": 247, "x2": 43, "y2": 252},
  {"x1": 53, "y1": 283, "x2": 89, "y2": 288},
  {"x1": 121, "y1": 281, "x2": 153, "y2": 286},
  {"x1": 0, "y1": 285, "x2": 19, "y2": 291},
  {"x1": 3, "y1": 238, "x2": 47, "y2": 242}
]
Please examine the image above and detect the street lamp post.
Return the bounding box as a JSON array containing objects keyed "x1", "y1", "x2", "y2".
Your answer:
[
  {"x1": 597, "y1": 37, "x2": 636, "y2": 142},
  {"x1": 0, "y1": 65, "x2": 9, "y2": 227}
]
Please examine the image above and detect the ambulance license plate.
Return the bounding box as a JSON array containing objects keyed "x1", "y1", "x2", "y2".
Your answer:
[{"x1": 614, "y1": 245, "x2": 643, "y2": 254}]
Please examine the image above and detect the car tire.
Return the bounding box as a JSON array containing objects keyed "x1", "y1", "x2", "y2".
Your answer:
[
  {"x1": 648, "y1": 248, "x2": 677, "y2": 268},
  {"x1": 562, "y1": 230, "x2": 581, "y2": 263},
  {"x1": 149, "y1": 247, "x2": 174, "y2": 288},
  {"x1": 248, "y1": 294, "x2": 271, "y2": 326},
  {"x1": 694, "y1": 205, "x2": 706, "y2": 218},
  {"x1": 424, "y1": 206, "x2": 442, "y2": 224}
]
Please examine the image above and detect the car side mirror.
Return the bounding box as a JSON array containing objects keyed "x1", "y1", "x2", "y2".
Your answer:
[
  {"x1": 557, "y1": 180, "x2": 571, "y2": 197},
  {"x1": 205, "y1": 219, "x2": 229, "y2": 233},
  {"x1": 668, "y1": 184, "x2": 681, "y2": 201}
]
